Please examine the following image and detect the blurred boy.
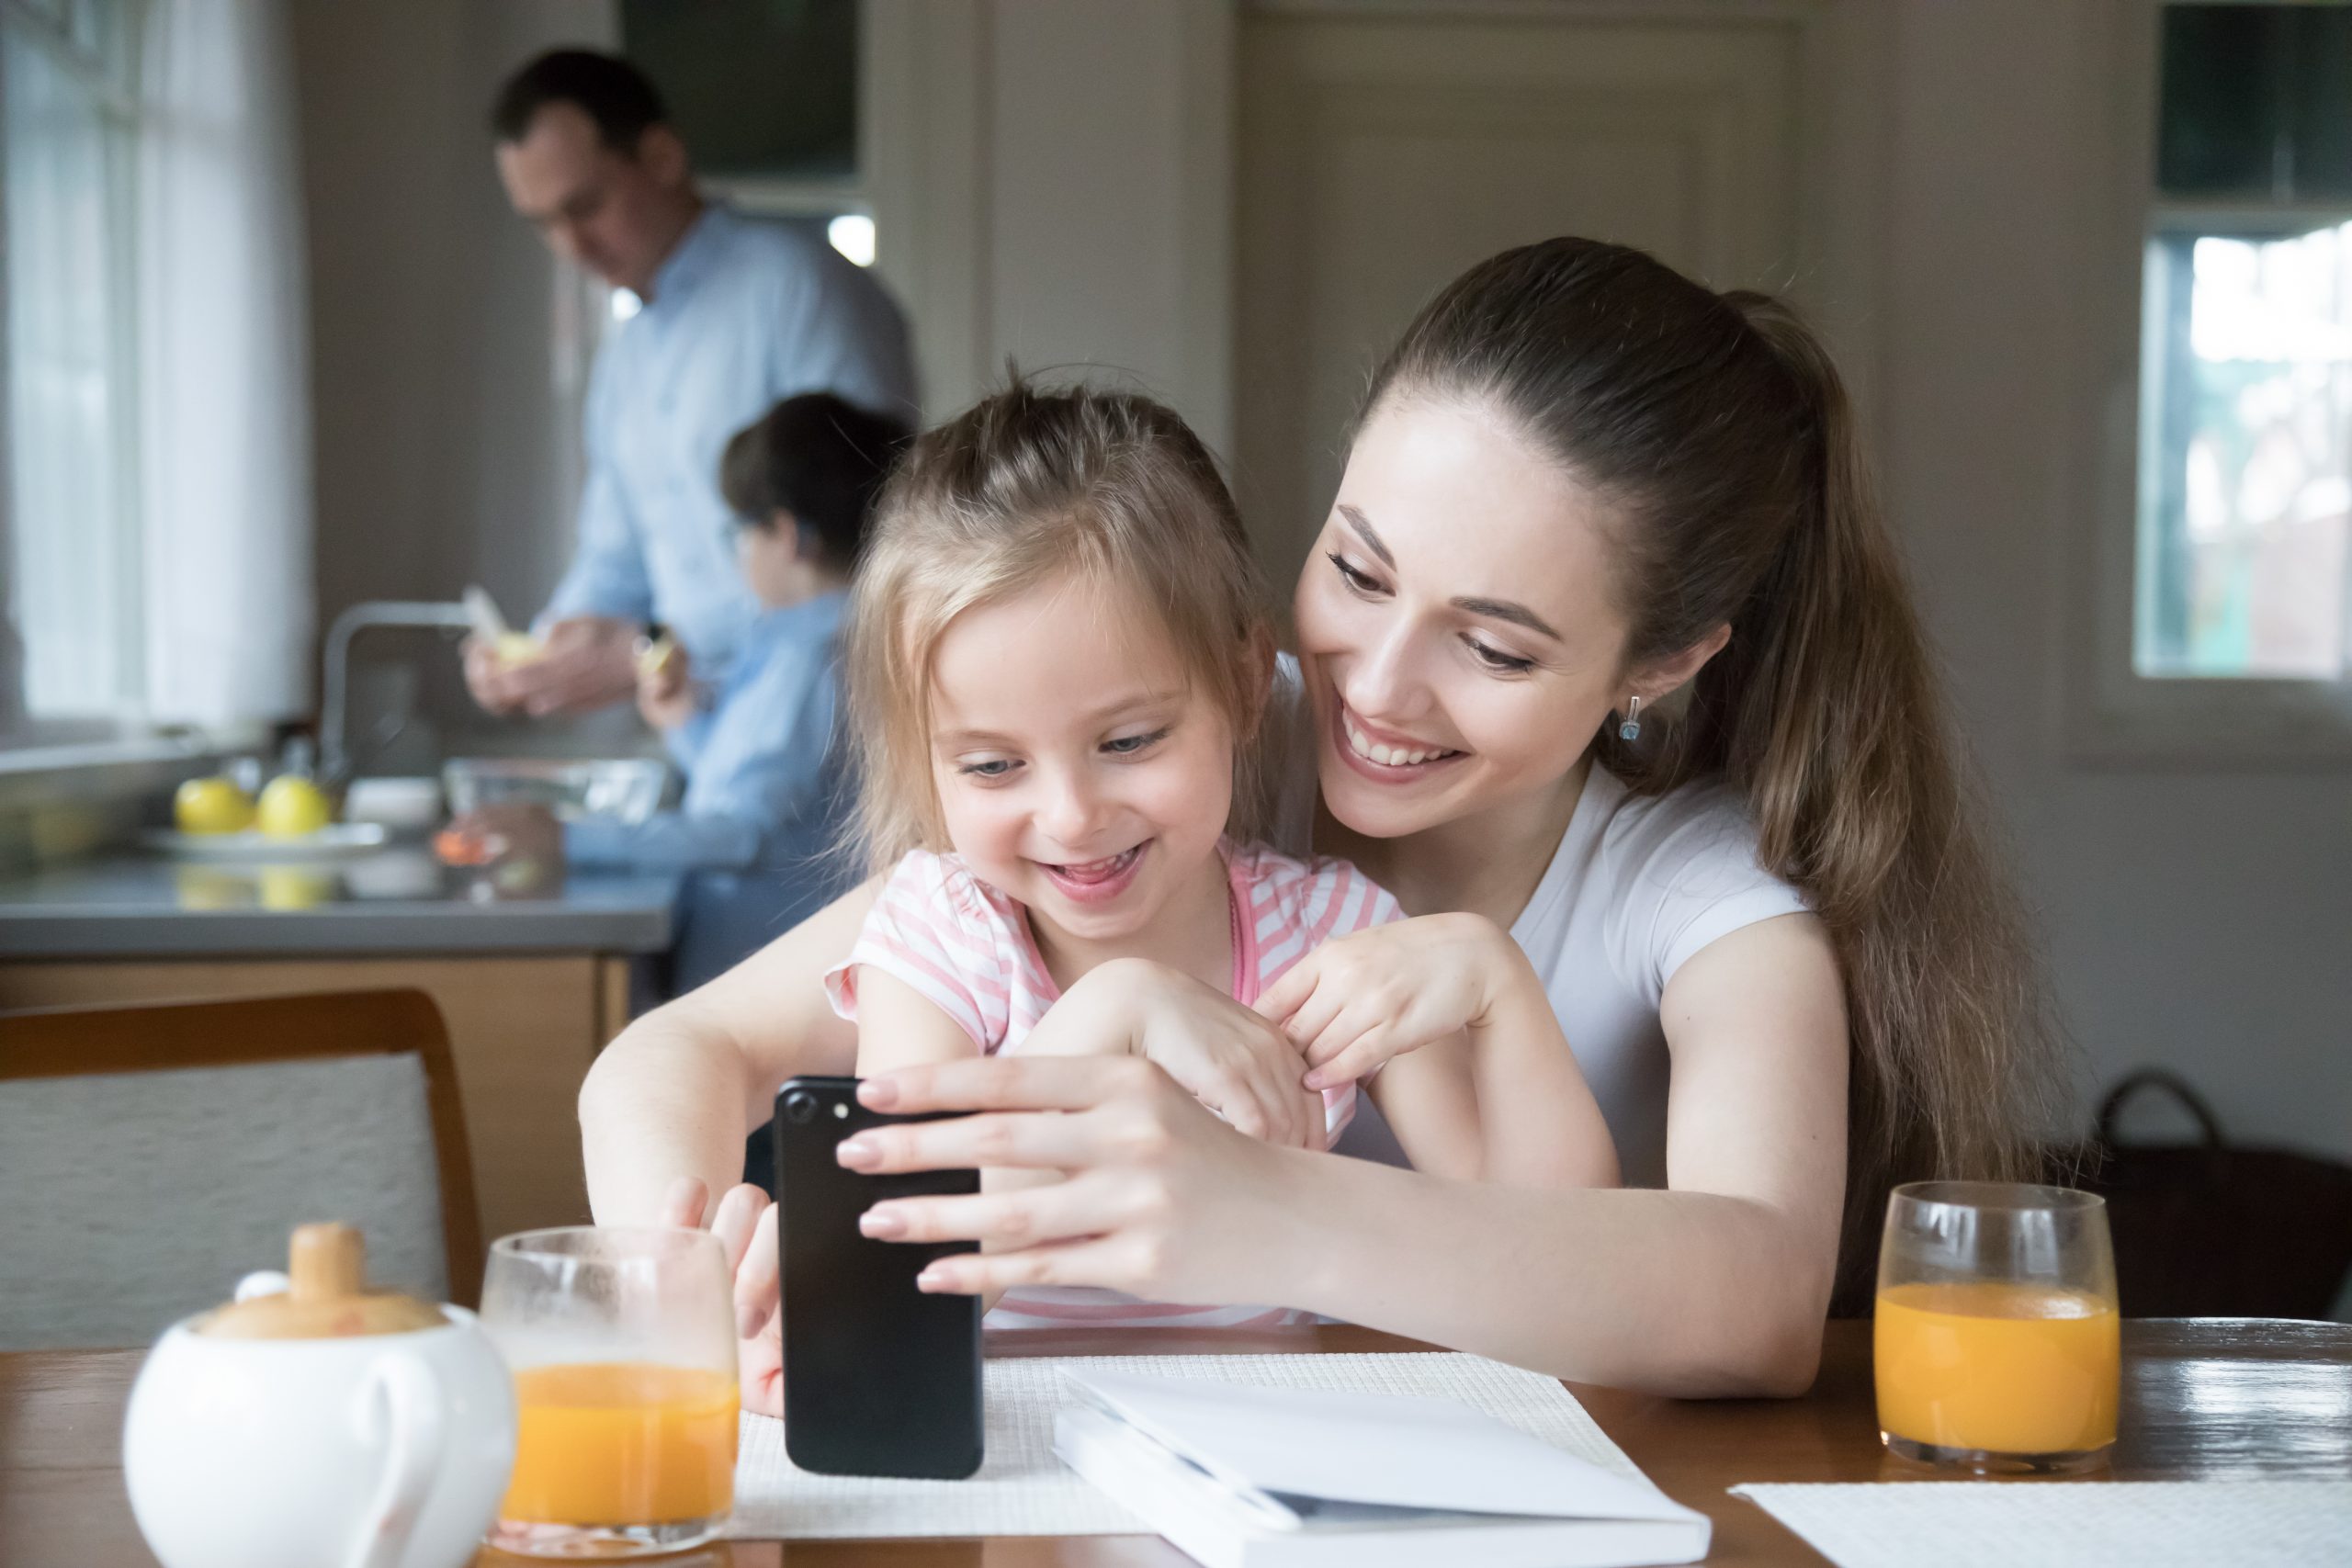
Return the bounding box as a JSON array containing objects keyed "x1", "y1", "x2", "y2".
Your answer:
[{"x1": 449, "y1": 393, "x2": 907, "y2": 874}]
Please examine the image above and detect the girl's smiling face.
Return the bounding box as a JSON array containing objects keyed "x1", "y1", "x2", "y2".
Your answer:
[
  {"x1": 925, "y1": 570, "x2": 1239, "y2": 946},
  {"x1": 1292, "y1": 392, "x2": 1643, "y2": 842}
]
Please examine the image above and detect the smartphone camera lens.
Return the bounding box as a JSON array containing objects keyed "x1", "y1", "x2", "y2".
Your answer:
[{"x1": 783, "y1": 1089, "x2": 820, "y2": 1125}]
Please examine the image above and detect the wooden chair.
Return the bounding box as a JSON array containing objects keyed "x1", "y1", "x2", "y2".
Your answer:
[{"x1": 0, "y1": 988, "x2": 483, "y2": 1349}]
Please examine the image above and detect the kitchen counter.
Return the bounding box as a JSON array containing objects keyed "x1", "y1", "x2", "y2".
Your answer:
[
  {"x1": 0, "y1": 849, "x2": 678, "y2": 957},
  {"x1": 0, "y1": 845, "x2": 684, "y2": 1242}
]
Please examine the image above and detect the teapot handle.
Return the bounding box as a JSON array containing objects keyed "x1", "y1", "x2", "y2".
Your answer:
[{"x1": 346, "y1": 1350, "x2": 446, "y2": 1568}]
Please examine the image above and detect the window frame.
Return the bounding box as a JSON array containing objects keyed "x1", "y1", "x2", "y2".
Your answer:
[{"x1": 2071, "y1": 0, "x2": 2352, "y2": 766}]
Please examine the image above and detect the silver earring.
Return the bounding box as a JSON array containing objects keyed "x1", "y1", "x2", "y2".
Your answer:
[{"x1": 1618, "y1": 696, "x2": 1642, "y2": 741}]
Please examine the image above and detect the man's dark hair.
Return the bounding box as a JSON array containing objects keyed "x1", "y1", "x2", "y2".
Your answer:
[
  {"x1": 491, "y1": 50, "x2": 669, "y2": 152},
  {"x1": 720, "y1": 394, "x2": 912, "y2": 575}
]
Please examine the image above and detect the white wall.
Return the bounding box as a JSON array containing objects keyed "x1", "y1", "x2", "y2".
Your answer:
[
  {"x1": 292, "y1": 0, "x2": 610, "y2": 630},
  {"x1": 866, "y1": 0, "x2": 2349, "y2": 1159},
  {"x1": 868, "y1": 0, "x2": 1232, "y2": 450}
]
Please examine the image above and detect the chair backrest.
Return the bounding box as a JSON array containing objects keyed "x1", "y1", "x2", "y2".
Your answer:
[{"x1": 0, "y1": 988, "x2": 481, "y2": 1350}]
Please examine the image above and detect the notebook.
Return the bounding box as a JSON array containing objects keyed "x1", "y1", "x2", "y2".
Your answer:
[{"x1": 1052, "y1": 1366, "x2": 1711, "y2": 1568}]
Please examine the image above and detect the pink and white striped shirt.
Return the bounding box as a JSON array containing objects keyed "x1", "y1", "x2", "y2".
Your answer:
[{"x1": 822, "y1": 839, "x2": 1404, "y2": 1330}]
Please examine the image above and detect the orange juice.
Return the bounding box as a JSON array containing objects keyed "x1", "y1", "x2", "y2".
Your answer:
[
  {"x1": 503, "y1": 1362, "x2": 739, "y2": 1525},
  {"x1": 1875, "y1": 1281, "x2": 2120, "y2": 1456}
]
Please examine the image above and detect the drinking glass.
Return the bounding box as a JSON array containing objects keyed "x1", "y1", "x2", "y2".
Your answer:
[
  {"x1": 1875, "y1": 1181, "x2": 2120, "y2": 1473},
  {"x1": 480, "y1": 1227, "x2": 740, "y2": 1556}
]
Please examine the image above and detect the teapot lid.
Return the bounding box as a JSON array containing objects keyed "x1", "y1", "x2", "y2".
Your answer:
[{"x1": 197, "y1": 1223, "x2": 447, "y2": 1339}]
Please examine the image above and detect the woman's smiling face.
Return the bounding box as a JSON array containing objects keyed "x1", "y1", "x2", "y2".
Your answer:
[{"x1": 1292, "y1": 391, "x2": 1636, "y2": 841}]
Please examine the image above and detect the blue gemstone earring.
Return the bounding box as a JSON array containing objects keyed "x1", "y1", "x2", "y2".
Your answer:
[{"x1": 1618, "y1": 696, "x2": 1643, "y2": 742}]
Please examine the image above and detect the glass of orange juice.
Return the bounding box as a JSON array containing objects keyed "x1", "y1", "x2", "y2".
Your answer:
[
  {"x1": 480, "y1": 1227, "x2": 740, "y2": 1556},
  {"x1": 1875, "y1": 1181, "x2": 2120, "y2": 1474}
]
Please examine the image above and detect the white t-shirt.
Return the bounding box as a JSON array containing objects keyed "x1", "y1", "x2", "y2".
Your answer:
[{"x1": 1269, "y1": 659, "x2": 1810, "y2": 1186}]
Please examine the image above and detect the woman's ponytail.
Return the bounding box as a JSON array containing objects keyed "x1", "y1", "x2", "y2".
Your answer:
[
  {"x1": 1374, "y1": 241, "x2": 2071, "y2": 1310},
  {"x1": 1713, "y1": 296, "x2": 2064, "y2": 1306}
]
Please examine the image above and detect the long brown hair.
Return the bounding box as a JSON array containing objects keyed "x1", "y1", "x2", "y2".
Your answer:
[
  {"x1": 842, "y1": 379, "x2": 1276, "y2": 874},
  {"x1": 1368, "y1": 239, "x2": 2070, "y2": 1308}
]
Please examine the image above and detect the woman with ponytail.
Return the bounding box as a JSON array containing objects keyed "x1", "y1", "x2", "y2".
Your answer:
[{"x1": 583, "y1": 238, "x2": 2070, "y2": 1397}]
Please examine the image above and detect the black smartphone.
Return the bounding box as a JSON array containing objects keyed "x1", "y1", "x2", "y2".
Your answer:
[{"x1": 774, "y1": 1075, "x2": 984, "y2": 1479}]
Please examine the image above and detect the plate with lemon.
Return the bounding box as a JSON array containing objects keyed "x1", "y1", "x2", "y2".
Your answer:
[{"x1": 148, "y1": 774, "x2": 390, "y2": 861}]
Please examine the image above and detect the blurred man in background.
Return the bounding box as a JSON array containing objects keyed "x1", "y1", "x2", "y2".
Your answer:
[{"x1": 469, "y1": 49, "x2": 914, "y2": 719}]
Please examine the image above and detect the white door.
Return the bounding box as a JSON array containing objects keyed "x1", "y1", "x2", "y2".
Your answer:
[{"x1": 1235, "y1": 5, "x2": 1810, "y2": 573}]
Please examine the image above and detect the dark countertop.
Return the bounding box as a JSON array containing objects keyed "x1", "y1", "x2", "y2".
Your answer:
[{"x1": 0, "y1": 847, "x2": 679, "y2": 957}]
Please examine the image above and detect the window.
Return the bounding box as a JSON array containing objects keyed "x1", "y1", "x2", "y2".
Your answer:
[
  {"x1": 3, "y1": 0, "x2": 311, "y2": 750},
  {"x1": 1, "y1": 0, "x2": 146, "y2": 734},
  {"x1": 2135, "y1": 5, "x2": 2352, "y2": 682}
]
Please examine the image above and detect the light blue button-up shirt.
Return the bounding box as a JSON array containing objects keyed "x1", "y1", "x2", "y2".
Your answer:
[
  {"x1": 540, "y1": 204, "x2": 915, "y2": 682},
  {"x1": 564, "y1": 590, "x2": 849, "y2": 871}
]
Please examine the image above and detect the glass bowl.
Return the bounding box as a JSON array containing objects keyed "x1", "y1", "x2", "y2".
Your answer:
[{"x1": 441, "y1": 757, "x2": 670, "y2": 826}]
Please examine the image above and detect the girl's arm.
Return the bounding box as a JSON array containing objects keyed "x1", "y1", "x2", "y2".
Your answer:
[
  {"x1": 846, "y1": 913, "x2": 1848, "y2": 1396},
  {"x1": 1021, "y1": 960, "x2": 1326, "y2": 1151},
  {"x1": 852, "y1": 968, "x2": 987, "y2": 1077},
  {"x1": 579, "y1": 877, "x2": 878, "y2": 1224}
]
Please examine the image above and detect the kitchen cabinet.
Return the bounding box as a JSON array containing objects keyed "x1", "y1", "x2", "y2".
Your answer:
[{"x1": 0, "y1": 855, "x2": 676, "y2": 1243}]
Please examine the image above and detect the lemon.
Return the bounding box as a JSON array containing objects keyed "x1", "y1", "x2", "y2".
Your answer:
[
  {"x1": 175, "y1": 865, "x2": 254, "y2": 910},
  {"x1": 496, "y1": 631, "x2": 545, "y2": 665},
  {"x1": 259, "y1": 866, "x2": 335, "y2": 910},
  {"x1": 256, "y1": 775, "x2": 334, "y2": 840},
  {"x1": 175, "y1": 777, "x2": 256, "y2": 835}
]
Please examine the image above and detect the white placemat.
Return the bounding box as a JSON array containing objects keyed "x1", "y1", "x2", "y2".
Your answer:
[
  {"x1": 1733, "y1": 1481, "x2": 2352, "y2": 1568},
  {"x1": 729, "y1": 1350, "x2": 1641, "y2": 1540}
]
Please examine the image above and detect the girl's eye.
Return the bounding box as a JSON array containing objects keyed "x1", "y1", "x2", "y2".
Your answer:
[
  {"x1": 956, "y1": 758, "x2": 1017, "y2": 779},
  {"x1": 1325, "y1": 550, "x2": 1383, "y2": 594},
  {"x1": 1102, "y1": 727, "x2": 1170, "y2": 757},
  {"x1": 1464, "y1": 637, "x2": 1536, "y2": 675}
]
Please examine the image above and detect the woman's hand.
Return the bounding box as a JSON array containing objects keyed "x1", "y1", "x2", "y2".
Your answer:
[
  {"x1": 1253, "y1": 912, "x2": 1520, "y2": 1089},
  {"x1": 658, "y1": 1177, "x2": 783, "y2": 1418},
  {"x1": 841, "y1": 1055, "x2": 1311, "y2": 1307},
  {"x1": 1034, "y1": 959, "x2": 1326, "y2": 1151}
]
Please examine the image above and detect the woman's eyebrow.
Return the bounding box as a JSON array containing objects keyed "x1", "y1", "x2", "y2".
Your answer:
[
  {"x1": 1452, "y1": 595, "x2": 1562, "y2": 641},
  {"x1": 1337, "y1": 504, "x2": 1396, "y2": 568},
  {"x1": 1340, "y1": 503, "x2": 1562, "y2": 640}
]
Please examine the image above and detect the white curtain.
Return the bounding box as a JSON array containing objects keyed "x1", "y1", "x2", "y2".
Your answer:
[{"x1": 137, "y1": 0, "x2": 312, "y2": 728}]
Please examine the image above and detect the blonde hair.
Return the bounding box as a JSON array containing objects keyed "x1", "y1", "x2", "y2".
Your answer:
[{"x1": 842, "y1": 380, "x2": 1274, "y2": 874}]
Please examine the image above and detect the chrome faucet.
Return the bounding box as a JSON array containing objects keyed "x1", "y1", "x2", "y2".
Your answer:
[{"x1": 318, "y1": 601, "x2": 473, "y2": 786}]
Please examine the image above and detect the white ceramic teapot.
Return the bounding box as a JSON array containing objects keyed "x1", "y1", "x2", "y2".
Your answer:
[{"x1": 122, "y1": 1223, "x2": 517, "y2": 1568}]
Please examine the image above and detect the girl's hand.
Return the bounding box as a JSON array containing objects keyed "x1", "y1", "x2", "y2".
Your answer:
[
  {"x1": 1040, "y1": 959, "x2": 1326, "y2": 1151},
  {"x1": 1253, "y1": 913, "x2": 1519, "y2": 1090},
  {"x1": 841, "y1": 1056, "x2": 1308, "y2": 1306},
  {"x1": 659, "y1": 1177, "x2": 783, "y2": 1418}
]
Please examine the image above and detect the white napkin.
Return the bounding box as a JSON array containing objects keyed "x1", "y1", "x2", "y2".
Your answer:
[
  {"x1": 1733, "y1": 1481, "x2": 2352, "y2": 1568},
  {"x1": 729, "y1": 1351, "x2": 1641, "y2": 1540}
]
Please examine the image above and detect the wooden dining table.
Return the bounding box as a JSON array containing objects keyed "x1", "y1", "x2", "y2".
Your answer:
[{"x1": 6, "y1": 1316, "x2": 2347, "y2": 1566}]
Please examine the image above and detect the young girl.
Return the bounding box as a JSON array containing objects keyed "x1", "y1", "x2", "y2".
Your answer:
[{"x1": 822, "y1": 382, "x2": 1618, "y2": 1328}]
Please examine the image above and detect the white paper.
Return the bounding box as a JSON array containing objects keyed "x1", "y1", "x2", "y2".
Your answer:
[
  {"x1": 1064, "y1": 1366, "x2": 1699, "y2": 1524},
  {"x1": 729, "y1": 1351, "x2": 1643, "y2": 1540},
  {"x1": 1734, "y1": 1481, "x2": 2352, "y2": 1568}
]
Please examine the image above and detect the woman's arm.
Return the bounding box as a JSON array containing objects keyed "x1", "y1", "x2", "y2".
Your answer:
[
  {"x1": 1261, "y1": 913, "x2": 1618, "y2": 1189},
  {"x1": 579, "y1": 876, "x2": 878, "y2": 1223},
  {"x1": 845, "y1": 913, "x2": 1847, "y2": 1396}
]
